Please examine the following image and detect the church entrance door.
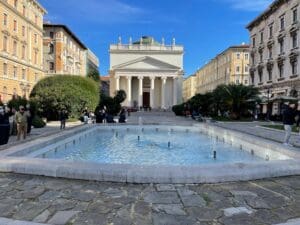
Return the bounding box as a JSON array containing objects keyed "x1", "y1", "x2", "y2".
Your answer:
[{"x1": 143, "y1": 92, "x2": 150, "y2": 108}]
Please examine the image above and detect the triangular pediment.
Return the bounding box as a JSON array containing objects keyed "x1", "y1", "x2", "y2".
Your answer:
[{"x1": 112, "y1": 56, "x2": 181, "y2": 71}]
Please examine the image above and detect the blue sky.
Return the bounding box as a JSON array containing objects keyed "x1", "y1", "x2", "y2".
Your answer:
[{"x1": 39, "y1": 0, "x2": 273, "y2": 77}]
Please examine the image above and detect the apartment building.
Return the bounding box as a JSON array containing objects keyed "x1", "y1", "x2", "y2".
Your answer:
[
  {"x1": 247, "y1": 0, "x2": 299, "y2": 107},
  {"x1": 182, "y1": 75, "x2": 197, "y2": 101},
  {"x1": 0, "y1": 0, "x2": 46, "y2": 103},
  {"x1": 196, "y1": 45, "x2": 250, "y2": 94},
  {"x1": 43, "y1": 24, "x2": 88, "y2": 76}
]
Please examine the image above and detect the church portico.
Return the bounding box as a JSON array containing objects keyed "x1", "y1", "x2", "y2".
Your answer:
[{"x1": 110, "y1": 36, "x2": 184, "y2": 109}]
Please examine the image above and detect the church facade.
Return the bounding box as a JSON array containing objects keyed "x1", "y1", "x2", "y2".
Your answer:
[{"x1": 109, "y1": 36, "x2": 184, "y2": 109}]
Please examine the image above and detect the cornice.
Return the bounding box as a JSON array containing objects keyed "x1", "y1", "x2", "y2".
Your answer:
[{"x1": 0, "y1": 54, "x2": 44, "y2": 72}]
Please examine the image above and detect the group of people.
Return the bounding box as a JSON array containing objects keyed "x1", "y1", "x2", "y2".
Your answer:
[
  {"x1": 95, "y1": 107, "x2": 127, "y2": 124},
  {"x1": 0, "y1": 104, "x2": 33, "y2": 145}
]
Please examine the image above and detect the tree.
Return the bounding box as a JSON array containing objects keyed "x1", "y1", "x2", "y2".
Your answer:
[
  {"x1": 97, "y1": 90, "x2": 127, "y2": 116},
  {"x1": 220, "y1": 84, "x2": 259, "y2": 119},
  {"x1": 30, "y1": 75, "x2": 100, "y2": 120},
  {"x1": 87, "y1": 68, "x2": 100, "y2": 82}
]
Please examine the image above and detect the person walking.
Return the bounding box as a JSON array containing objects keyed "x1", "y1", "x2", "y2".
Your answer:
[
  {"x1": 59, "y1": 109, "x2": 68, "y2": 130},
  {"x1": 282, "y1": 103, "x2": 296, "y2": 146},
  {"x1": 15, "y1": 105, "x2": 28, "y2": 140}
]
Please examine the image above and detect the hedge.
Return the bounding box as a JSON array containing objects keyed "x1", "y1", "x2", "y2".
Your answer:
[{"x1": 30, "y1": 75, "x2": 99, "y2": 120}]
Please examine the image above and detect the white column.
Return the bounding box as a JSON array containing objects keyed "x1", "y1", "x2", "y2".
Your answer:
[
  {"x1": 173, "y1": 77, "x2": 178, "y2": 105},
  {"x1": 115, "y1": 76, "x2": 120, "y2": 91},
  {"x1": 138, "y1": 76, "x2": 143, "y2": 108},
  {"x1": 127, "y1": 76, "x2": 132, "y2": 107},
  {"x1": 161, "y1": 77, "x2": 167, "y2": 109},
  {"x1": 150, "y1": 77, "x2": 155, "y2": 108}
]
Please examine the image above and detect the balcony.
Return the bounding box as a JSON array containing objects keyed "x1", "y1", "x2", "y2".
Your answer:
[
  {"x1": 267, "y1": 39, "x2": 274, "y2": 48},
  {"x1": 290, "y1": 21, "x2": 300, "y2": 34}
]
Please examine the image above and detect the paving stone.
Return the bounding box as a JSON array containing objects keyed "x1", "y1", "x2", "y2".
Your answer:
[
  {"x1": 274, "y1": 218, "x2": 300, "y2": 225},
  {"x1": 13, "y1": 202, "x2": 50, "y2": 221},
  {"x1": 144, "y1": 192, "x2": 181, "y2": 204},
  {"x1": 152, "y1": 204, "x2": 186, "y2": 216},
  {"x1": 223, "y1": 207, "x2": 254, "y2": 217},
  {"x1": 152, "y1": 213, "x2": 199, "y2": 225},
  {"x1": 71, "y1": 212, "x2": 108, "y2": 225},
  {"x1": 48, "y1": 210, "x2": 80, "y2": 225},
  {"x1": 186, "y1": 207, "x2": 223, "y2": 221},
  {"x1": 230, "y1": 190, "x2": 258, "y2": 197},
  {"x1": 180, "y1": 194, "x2": 207, "y2": 207},
  {"x1": 33, "y1": 210, "x2": 51, "y2": 223},
  {"x1": 102, "y1": 187, "x2": 126, "y2": 198},
  {"x1": 245, "y1": 197, "x2": 271, "y2": 209},
  {"x1": 156, "y1": 184, "x2": 176, "y2": 192}
]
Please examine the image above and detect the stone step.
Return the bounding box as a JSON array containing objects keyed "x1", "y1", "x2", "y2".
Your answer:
[{"x1": 0, "y1": 217, "x2": 50, "y2": 225}]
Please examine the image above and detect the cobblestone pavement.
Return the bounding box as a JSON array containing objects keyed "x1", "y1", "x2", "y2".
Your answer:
[{"x1": 0, "y1": 173, "x2": 299, "y2": 225}]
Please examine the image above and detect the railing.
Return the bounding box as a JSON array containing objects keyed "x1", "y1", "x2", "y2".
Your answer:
[{"x1": 110, "y1": 44, "x2": 184, "y2": 51}]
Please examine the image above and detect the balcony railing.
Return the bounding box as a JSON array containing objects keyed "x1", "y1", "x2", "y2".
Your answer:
[{"x1": 110, "y1": 44, "x2": 184, "y2": 52}]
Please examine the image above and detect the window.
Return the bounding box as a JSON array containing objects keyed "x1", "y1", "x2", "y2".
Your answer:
[
  {"x1": 269, "y1": 25, "x2": 273, "y2": 38},
  {"x1": 292, "y1": 32, "x2": 298, "y2": 48},
  {"x1": 279, "y1": 39, "x2": 284, "y2": 54},
  {"x1": 252, "y1": 37, "x2": 256, "y2": 47},
  {"x1": 13, "y1": 41, "x2": 17, "y2": 56},
  {"x1": 13, "y1": 20, "x2": 17, "y2": 31},
  {"x1": 22, "y1": 69, "x2": 26, "y2": 80},
  {"x1": 22, "y1": 5, "x2": 26, "y2": 16},
  {"x1": 251, "y1": 73, "x2": 254, "y2": 84},
  {"x1": 50, "y1": 32, "x2": 54, "y2": 39},
  {"x1": 34, "y1": 34, "x2": 37, "y2": 43},
  {"x1": 3, "y1": 63, "x2": 7, "y2": 77},
  {"x1": 236, "y1": 80, "x2": 240, "y2": 84},
  {"x1": 34, "y1": 51, "x2": 38, "y2": 64},
  {"x1": 260, "y1": 31, "x2": 264, "y2": 43},
  {"x1": 14, "y1": 0, "x2": 18, "y2": 8},
  {"x1": 236, "y1": 66, "x2": 240, "y2": 73},
  {"x1": 245, "y1": 66, "x2": 249, "y2": 73},
  {"x1": 279, "y1": 64, "x2": 284, "y2": 78},
  {"x1": 293, "y1": 8, "x2": 298, "y2": 23},
  {"x1": 49, "y1": 43, "x2": 54, "y2": 54},
  {"x1": 259, "y1": 70, "x2": 263, "y2": 82},
  {"x1": 13, "y1": 66, "x2": 17, "y2": 78},
  {"x1": 260, "y1": 51, "x2": 263, "y2": 62},
  {"x1": 35, "y1": 15, "x2": 38, "y2": 25},
  {"x1": 268, "y1": 68, "x2": 272, "y2": 81},
  {"x1": 244, "y1": 80, "x2": 248, "y2": 85},
  {"x1": 22, "y1": 45, "x2": 25, "y2": 59},
  {"x1": 280, "y1": 16, "x2": 285, "y2": 31},
  {"x1": 269, "y1": 47, "x2": 273, "y2": 59},
  {"x1": 22, "y1": 26, "x2": 25, "y2": 36},
  {"x1": 292, "y1": 61, "x2": 298, "y2": 75},
  {"x1": 236, "y1": 53, "x2": 240, "y2": 59},
  {"x1": 3, "y1": 13, "x2": 7, "y2": 26},
  {"x1": 251, "y1": 54, "x2": 255, "y2": 65},
  {"x1": 3, "y1": 36, "x2": 8, "y2": 51},
  {"x1": 49, "y1": 62, "x2": 54, "y2": 71},
  {"x1": 245, "y1": 53, "x2": 249, "y2": 60}
]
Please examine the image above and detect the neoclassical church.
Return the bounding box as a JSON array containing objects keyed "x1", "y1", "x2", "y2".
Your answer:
[{"x1": 109, "y1": 36, "x2": 184, "y2": 109}]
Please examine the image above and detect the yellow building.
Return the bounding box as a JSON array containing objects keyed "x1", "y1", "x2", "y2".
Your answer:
[
  {"x1": 182, "y1": 75, "x2": 197, "y2": 101},
  {"x1": 0, "y1": 0, "x2": 46, "y2": 103},
  {"x1": 43, "y1": 24, "x2": 88, "y2": 76},
  {"x1": 196, "y1": 45, "x2": 250, "y2": 94}
]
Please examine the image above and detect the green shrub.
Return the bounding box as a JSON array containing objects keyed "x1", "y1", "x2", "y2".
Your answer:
[
  {"x1": 32, "y1": 115, "x2": 46, "y2": 128},
  {"x1": 97, "y1": 90, "x2": 126, "y2": 116},
  {"x1": 7, "y1": 96, "x2": 28, "y2": 110},
  {"x1": 30, "y1": 75, "x2": 100, "y2": 120},
  {"x1": 172, "y1": 103, "x2": 185, "y2": 116}
]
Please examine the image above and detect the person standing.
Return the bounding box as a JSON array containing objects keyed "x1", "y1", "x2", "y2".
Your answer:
[
  {"x1": 283, "y1": 103, "x2": 296, "y2": 146},
  {"x1": 0, "y1": 106, "x2": 10, "y2": 145},
  {"x1": 15, "y1": 106, "x2": 28, "y2": 140},
  {"x1": 26, "y1": 104, "x2": 33, "y2": 135},
  {"x1": 59, "y1": 110, "x2": 68, "y2": 130}
]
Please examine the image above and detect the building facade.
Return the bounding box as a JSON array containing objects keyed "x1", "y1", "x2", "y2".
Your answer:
[
  {"x1": 87, "y1": 49, "x2": 99, "y2": 73},
  {"x1": 43, "y1": 24, "x2": 87, "y2": 76},
  {"x1": 182, "y1": 75, "x2": 197, "y2": 101},
  {"x1": 100, "y1": 75, "x2": 110, "y2": 96},
  {"x1": 109, "y1": 36, "x2": 184, "y2": 109},
  {"x1": 196, "y1": 45, "x2": 250, "y2": 94},
  {"x1": 247, "y1": 0, "x2": 299, "y2": 115},
  {"x1": 0, "y1": 0, "x2": 46, "y2": 103}
]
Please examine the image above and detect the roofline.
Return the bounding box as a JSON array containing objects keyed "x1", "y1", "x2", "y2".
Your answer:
[
  {"x1": 43, "y1": 24, "x2": 87, "y2": 49},
  {"x1": 32, "y1": 0, "x2": 47, "y2": 14},
  {"x1": 246, "y1": 0, "x2": 287, "y2": 30}
]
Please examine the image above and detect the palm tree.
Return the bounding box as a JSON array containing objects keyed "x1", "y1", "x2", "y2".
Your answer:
[{"x1": 220, "y1": 84, "x2": 259, "y2": 119}]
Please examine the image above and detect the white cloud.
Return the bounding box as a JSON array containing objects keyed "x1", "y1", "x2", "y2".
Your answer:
[{"x1": 223, "y1": 0, "x2": 273, "y2": 12}]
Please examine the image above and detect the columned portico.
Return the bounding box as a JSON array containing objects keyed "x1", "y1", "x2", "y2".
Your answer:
[{"x1": 109, "y1": 36, "x2": 184, "y2": 109}]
